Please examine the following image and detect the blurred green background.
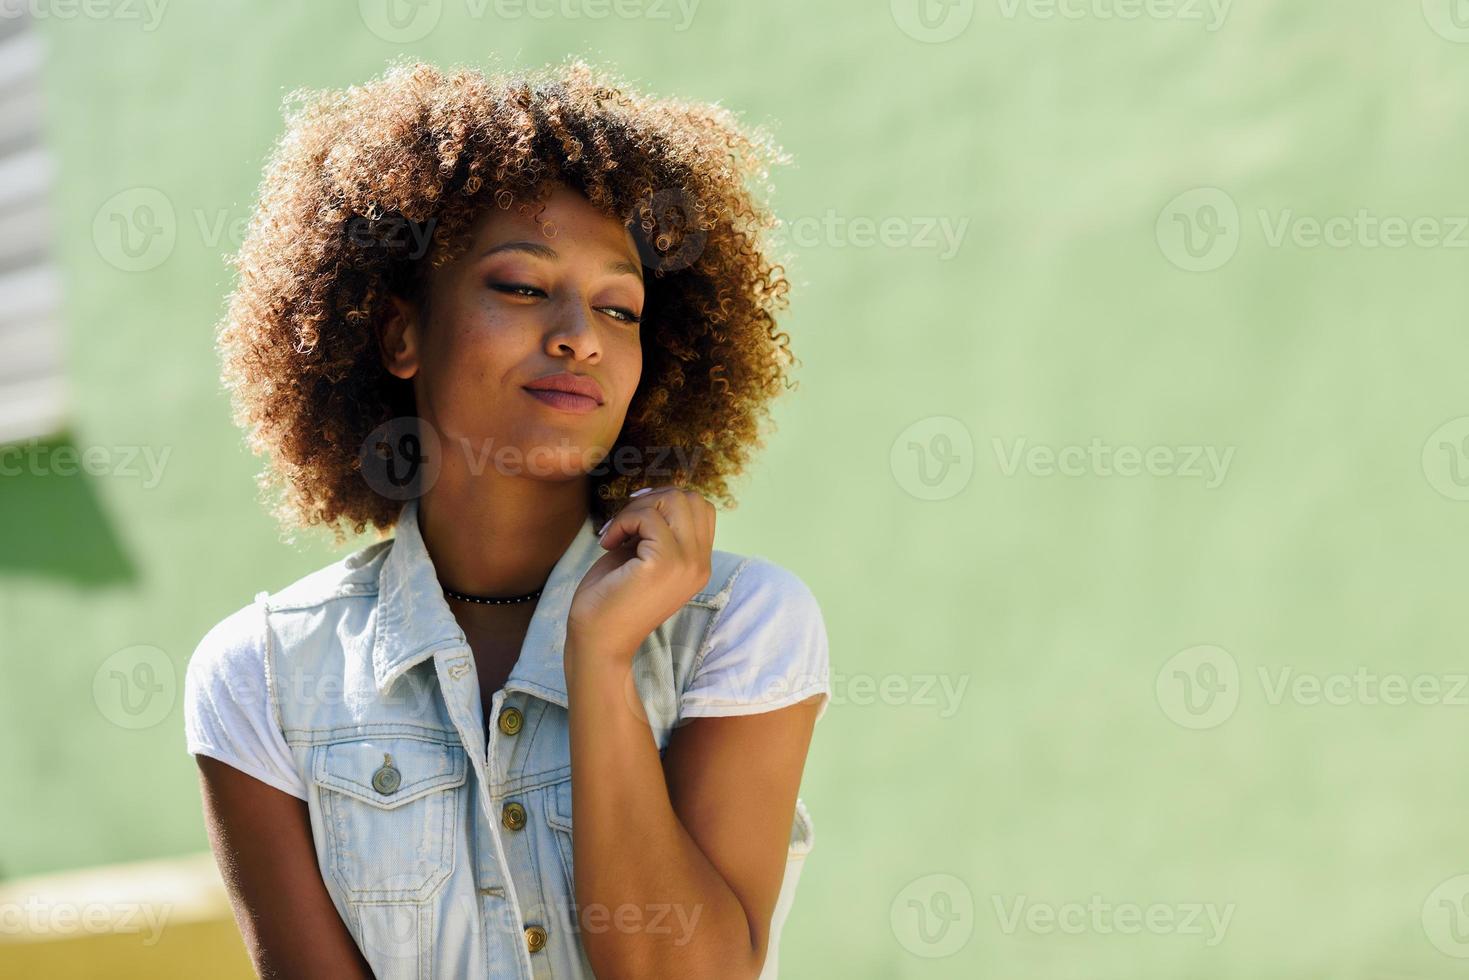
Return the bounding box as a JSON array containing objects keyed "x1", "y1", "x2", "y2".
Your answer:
[{"x1": 6, "y1": 0, "x2": 1469, "y2": 976}]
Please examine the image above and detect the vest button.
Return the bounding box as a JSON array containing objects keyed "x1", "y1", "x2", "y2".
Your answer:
[
  {"x1": 498, "y1": 706, "x2": 523, "y2": 736},
  {"x1": 502, "y1": 801, "x2": 527, "y2": 831},
  {"x1": 370, "y1": 754, "x2": 401, "y2": 795},
  {"x1": 525, "y1": 924, "x2": 548, "y2": 952}
]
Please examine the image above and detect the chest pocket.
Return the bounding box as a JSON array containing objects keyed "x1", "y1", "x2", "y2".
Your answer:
[
  {"x1": 545, "y1": 776, "x2": 575, "y2": 898},
  {"x1": 313, "y1": 734, "x2": 468, "y2": 902}
]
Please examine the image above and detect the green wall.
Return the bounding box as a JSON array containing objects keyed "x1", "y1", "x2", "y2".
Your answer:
[{"x1": 7, "y1": 1, "x2": 1469, "y2": 975}]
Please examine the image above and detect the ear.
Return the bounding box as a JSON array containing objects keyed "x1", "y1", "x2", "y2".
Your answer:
[{"x1": 379, "y1": 294, "x2": 422, "y2": 380}]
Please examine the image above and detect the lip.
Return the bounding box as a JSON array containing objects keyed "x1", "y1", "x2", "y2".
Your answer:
[
  {"x1": 522, "y1": 372, "x2": 605, "y2": 415},
  {"x1": 523, "y1": 388, "x2": 601, "y2": 414}
]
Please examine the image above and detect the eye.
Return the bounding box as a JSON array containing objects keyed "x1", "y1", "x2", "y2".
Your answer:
[
  {"x1": 491, "y1": 282, "x2": 545, "y2": 298},
  {"x1": 491, "y1": 281, "x2": 640, "y2": 324},
  {"x1": 600, "y1": 306, "x2": 642, "y2": 325}
]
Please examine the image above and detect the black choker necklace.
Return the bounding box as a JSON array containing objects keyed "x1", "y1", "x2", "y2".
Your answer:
[{"x1": 442, "y1": 584, "x2": 544, "y2": 605}]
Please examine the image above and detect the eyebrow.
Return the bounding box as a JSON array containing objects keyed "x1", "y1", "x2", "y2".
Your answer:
[{"x1": 479, "y1": 240, "x2": 644, "y2": 283}]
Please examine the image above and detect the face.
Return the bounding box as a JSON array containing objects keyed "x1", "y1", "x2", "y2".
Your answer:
[{"x1": 379, "y1": 181, "x2": 645, "y2": 485}]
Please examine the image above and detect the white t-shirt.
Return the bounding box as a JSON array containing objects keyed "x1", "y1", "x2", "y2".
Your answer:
[{"x1": 183, "y1": 557, "x2": 831, "y2": 799}]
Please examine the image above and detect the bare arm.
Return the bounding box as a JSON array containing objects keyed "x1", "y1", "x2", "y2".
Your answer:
[
  {"x1": 565, "y1": 643, "x2": 821, "y2": 980},
  {"x1": 195, "y1": 755, "x2": 376, "y2": 980}
]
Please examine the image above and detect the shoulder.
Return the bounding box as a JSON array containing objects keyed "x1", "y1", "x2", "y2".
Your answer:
[
  {"x1": 717, "y1": 553, "x2": 825, "y2": 630},
  {"x1": 680, "y1": 552, "x2": 830, "y2": 718},
  {"x1": 185, "y1": 537, "x2": 390, "y2": 687},
  {"x1": 257, "y1": 538, "x2": 392, "y2": 611},
  {"x1": 186, "y1": 596, "x2": 268, "y2": 688},
  {"x1": 183, "y1": 595, "x2": 273, "y2": 749},
  {"x1": 183, "y1": 595, "x2": 311, "y2": 800}
]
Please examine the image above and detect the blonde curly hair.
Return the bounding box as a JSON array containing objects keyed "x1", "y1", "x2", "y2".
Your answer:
[{"x1": 217, "y1": 56, "x2": 798, "y2": 544}]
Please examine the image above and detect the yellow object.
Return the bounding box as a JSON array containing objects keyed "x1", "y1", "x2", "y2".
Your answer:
[
  {"x1": 0, "y1": 852, "x2": 255, "y2": 979},
  {"x1": 502, "y1": 800, "x2": 527, "y2": 830}
]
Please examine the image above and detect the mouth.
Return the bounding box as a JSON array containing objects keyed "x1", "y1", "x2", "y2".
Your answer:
[{"x1": 522, "y1": 387, "x2": 602, "y2": 414}]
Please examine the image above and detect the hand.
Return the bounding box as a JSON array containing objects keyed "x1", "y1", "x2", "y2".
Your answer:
[{"x1": 567, "y1": 487, "x2": 715, "y2": 662}]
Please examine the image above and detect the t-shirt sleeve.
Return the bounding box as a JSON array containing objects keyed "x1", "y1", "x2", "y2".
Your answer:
[
  {"x1": 183, "y1": 598, "x2": 308, "y2": 801},
  {"x1": 678, "y1": 557, "x2": 831, "y2": 723}
]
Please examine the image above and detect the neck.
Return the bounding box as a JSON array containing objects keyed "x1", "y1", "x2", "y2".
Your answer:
[{"x1": 414, "y1": 465, "x2": 591, "y2": 601}]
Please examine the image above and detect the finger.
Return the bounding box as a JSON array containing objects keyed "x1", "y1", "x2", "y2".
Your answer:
[
  {"x1": 653, "y1": 488, "x2": 715, "y2": 560},
  {"x1": 599, "y1": 499, "x2": 677, "y2": 553},
  {"x1": 605, "y1": 487, "x2": 709, "y2": 555},
  {"x1": 596, "y1": 486, "x2": 671, "y2": 537},
  {"x1": 648, "y1": 488, "x2": 701, "y2": 552}
]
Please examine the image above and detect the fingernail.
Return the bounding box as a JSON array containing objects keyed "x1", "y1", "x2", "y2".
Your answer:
[
  {"x1": 629, "y1": 487, "x2": 655, "y2": 498},
  {"x1": 597, "y1": 519, "x2": 611, "y2": 536}
]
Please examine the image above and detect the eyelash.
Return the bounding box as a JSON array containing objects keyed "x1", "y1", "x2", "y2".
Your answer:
[{"x1": 491, "y1": 283, "x2": 642, "y2": 325}]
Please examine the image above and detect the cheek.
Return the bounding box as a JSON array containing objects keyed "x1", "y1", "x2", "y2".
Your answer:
[
  {"x1": 429, "y1": 302, "x2": 529, "y2": 384},
  {"x1": 612, "y1": 341, "x2": 643, "y2": 408}
]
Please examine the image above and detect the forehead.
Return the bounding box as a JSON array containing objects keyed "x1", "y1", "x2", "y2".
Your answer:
[{"x1": 467, "y1": 183, "x2": 639, "y2": 257}]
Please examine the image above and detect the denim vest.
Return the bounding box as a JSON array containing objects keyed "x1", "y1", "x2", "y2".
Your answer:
[{"x1": 254, "y1": 496, "x2": 815, "y2": 979}]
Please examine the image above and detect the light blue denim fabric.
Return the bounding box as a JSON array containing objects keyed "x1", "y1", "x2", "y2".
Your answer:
[{"x1": 255, "y1": 496, "x2": 815, "y2": 979}]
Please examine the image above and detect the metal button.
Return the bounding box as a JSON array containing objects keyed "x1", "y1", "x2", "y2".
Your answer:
[
  {"x1": 498, "y1": 706, "x2": 523, "y2": 736},
  {"x1": 502, "y1": 801, "x2": 527, "y2": 831},
  {"x1": 371, "y1": 753, "x2": 401, "y2": 795},
  {"x1": 525, "y1": 924, "x2": 547, "y2": 953}
]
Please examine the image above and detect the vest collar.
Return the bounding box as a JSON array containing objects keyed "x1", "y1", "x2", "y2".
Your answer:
[{"x1": 371, "y1": 495, "x2": 603, "y2": 708}]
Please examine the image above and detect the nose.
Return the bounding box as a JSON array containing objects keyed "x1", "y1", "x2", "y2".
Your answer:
[{"x1": 544, "y1": 295, "x2": 602, "y2": 362}]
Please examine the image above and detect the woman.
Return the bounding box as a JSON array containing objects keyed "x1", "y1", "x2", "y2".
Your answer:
[{"x1": 183, "y1": 58, "x2": 831, "y2": 979}]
